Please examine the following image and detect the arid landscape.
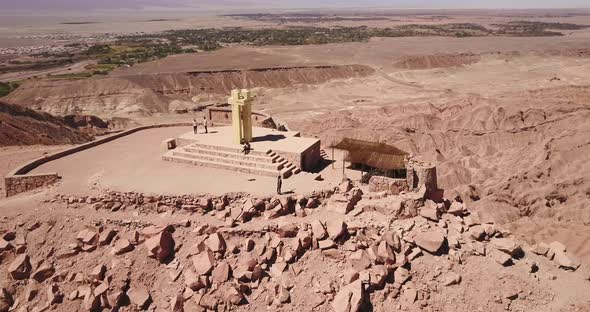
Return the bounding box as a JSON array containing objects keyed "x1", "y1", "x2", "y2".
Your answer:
[{"x1": 1, "y1": 6, "x2": 590, "y2": 312}]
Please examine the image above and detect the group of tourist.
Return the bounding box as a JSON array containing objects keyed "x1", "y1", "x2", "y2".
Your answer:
[{"x1": 192, "y1": 116, "x2": 208, "y2": 134}]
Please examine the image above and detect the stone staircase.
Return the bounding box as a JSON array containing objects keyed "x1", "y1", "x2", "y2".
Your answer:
[{"x1": 163, "y1": 143, "x2": 302, "y2": 179}]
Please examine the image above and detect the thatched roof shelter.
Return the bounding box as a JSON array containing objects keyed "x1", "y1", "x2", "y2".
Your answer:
[{"x1": 330, "y1": 138, "x2": 408, "y2": 170}]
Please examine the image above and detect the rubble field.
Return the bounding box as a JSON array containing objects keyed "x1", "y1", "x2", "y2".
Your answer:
[{"x1": 1, "y1": 179, "x2": 589, "y2": 312}]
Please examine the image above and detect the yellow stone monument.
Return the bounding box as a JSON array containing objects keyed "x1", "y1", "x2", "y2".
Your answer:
[{"x1": 228, "y1": 89, "x2": 254, "y2": 144}]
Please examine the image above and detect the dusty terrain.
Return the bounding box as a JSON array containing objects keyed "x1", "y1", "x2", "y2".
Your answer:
[
  {"x1": 0, "y1": 101, "x2": 93, "y2": 146},
  {"x1": 1, "y1": 8, "x2": 590, "y2": 312}
]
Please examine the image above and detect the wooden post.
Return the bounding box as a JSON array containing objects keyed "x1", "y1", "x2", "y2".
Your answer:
[
  {"x1": 332, "y1": 147, "x2": 335, "y2": 169},
  {"x1": 342, "y1": 157, "x2": 345, "y2": 176}
]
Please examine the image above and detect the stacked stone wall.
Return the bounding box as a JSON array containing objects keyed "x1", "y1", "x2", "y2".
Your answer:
[
  {"x1": 369, "y1": 176, "x2": 409, "y2": 194},
  {"x1": 406, "y1": 161, "x2": 437, "y2": 192},
  {"x1": 5, "y1": 173, "x2": 59, "y2": 197}
]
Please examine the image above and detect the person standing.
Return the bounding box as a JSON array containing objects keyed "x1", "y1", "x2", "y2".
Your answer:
[
  {"x1": 277, "y1": 175, "x2": 282, "y2": 195},
  {"x1": 203, "y1": 116, "x2": 208, "y2": 134},
  {"x1": 192, "y1": 118, "x2": 198, "y2": 134}
]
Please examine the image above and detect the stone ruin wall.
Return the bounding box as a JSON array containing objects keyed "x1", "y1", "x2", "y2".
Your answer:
[
  {"x1": 406, "y1": 161, "x2": 438, "y2": 191},
  {"x1": 4, "y1": 173, "x2": 59, "y2": 197},
  {"x1": 368, "y1": 176, "x2": 409, "y2": 194},
  {"x1": 206, "y1": 107, "x2": 277, "y2": 129},
  {"x1": 271, "y1": 140, "x2": 321, "y2": 172},
  {"x1": 367, "y1": 160, "x2": 437, "y2": 198}
]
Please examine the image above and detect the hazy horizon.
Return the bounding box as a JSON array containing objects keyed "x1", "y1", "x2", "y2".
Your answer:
[{"x1": 2, "y1": 0, "x2": 590, "y2": 13}]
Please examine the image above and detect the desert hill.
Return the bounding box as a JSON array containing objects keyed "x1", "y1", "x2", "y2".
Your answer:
[
  {"x1": 293, "y1": 84, "x2": 590, "y2": 259},
  {"x1": 5, "y1": 65, "x2": 374, "y2": 117},
  {"x1": 0, "y1": 100, "x2": 94, "y2": 146}
]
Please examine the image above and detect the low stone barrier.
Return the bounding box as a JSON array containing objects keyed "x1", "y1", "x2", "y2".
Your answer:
[
  {"x1": 368, "y1": 176, "x2": 409, "y2": 194},
  {"x1": 4, "y1": 123, "x2": 191, "y2": 197},
  {"x1": 4, "y1": 173, "x2": 60, "y2": 197}
]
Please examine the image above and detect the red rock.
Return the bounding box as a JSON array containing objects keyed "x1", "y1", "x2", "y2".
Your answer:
[
  {"x1": 78, "y1": 229, "x2": 98, "y2": 245},
  {"x1": 211, "y1": 262, "x2": 231, "y2": 284},
  {"x1": 393, "y1": 267, "x2": 411, "y2": 286},
  {"x1": 94, "y1": 282, "x2": 108, "y2": 297},
  {"x1": 318, "y1": 239, "x2": 336, "y2": 250},
  {"x1": 276, "y1": 286, "x2": 290, "y2": 304},
  {"x1": 296, "y1": 230, "x2": 313, "y2": 249},
  {"x1": 553, "y1": 251, "x2": 581, "y2": 271},
  {"x1": 376, "y1": 241, "x2": 395, "y2": 264},
  {"x1": 306, "y1": 198, "x2": 319, "y2": 208},
  {"x1": 343, "y1": 269, "x2": 360, "y2": 284},
  {"x1": 24, "y1": 286, "x2": 38, "y2": 302},
  {"x1": 83, "y1": 293, "x2": 101, "y2": 311},
  {"x1": 491, "y1": 238, "x2": 522, "y2": 257},
  {"x1": 171, "y1": 293, "x2": 183, "y2": 312},
  {"x1": 192, "y1": 250, "x2": 215, "y2": 275},
  {"x1": 32, "y1": 264, "x2": 55, "y2": 283},
  {"x1": 332, "y1": 280, "x2": 365, "y2": 312},
  {"x1": 420, "y1": 201, "x2": 439, "y2": 221},
  {"x1": 383, "y1": 231, "x2": 401, "y2": 251},
  {"x1": 111, "y1": 239, "x2": 133, "y2": 255},
  {"x1": 220, "y1": 285, "x2": 244, "y2": 305},
  {"x1": 127, "y1": 287, "x2": 151, "y2": 309},
  {"x1": 47, "y1": 284, "x2": 63, "y2": 304},
  {"x1": 145, "y1": 231, "x2": 174, "y2": 262},
  {"x1": 349, "y1": 250, "x2": 371, "y2": 272},
  {"x1": 327, "y1": 194, "x2": 358, "y2": 214},
  {"x1": 242, "y1": 238, "x2": 255, "y2": 252},
  {"x1": 326, "y1": 219, "x2": 346, "y2": 240},
  {"x1": 467, "y1": 225, "x2": 486, "y2": 241},
  {"x1": 0, "y1": 238, "x2": 12, "y2": 252},
  {"x1": 184, "y1": 299, "x2": 206, "y2": 312},
  {"x1": 531, "y1": 243, "x2": 549, "y2": 256},
  {"x1": 89, "y1": 264, "x2": 106, "y2": 281},
  {"x1": 0, "y1": 288, "x2": 12, "y2": 312},
  {"x1": 98, "y1": 229, "x2": 117, "y2": 246},
  {"x1": 368, "y1": 265, "x2": 389, "y2": 288},
  {"x1": 447, "y1": 201, "x2": 465, "y2": 216},
  {"x1": 204, "y1": 233, "x2": 226, "y2": 253},
  {"x1": 184, "y1": 270, "x2": 207, "y2": 291},
  {"x1": 442, "y1": 272, "x2": 462, "y2": 286},
  {"x1": 277, "y1": 222, "x2": 298, "y2": 238},
  {"x1": 270, "y1": 261, "x2": 288, "y2": 278},
  {"x1": 402, "y1": 287, "x2": 417, "y2": 304},
  {"x1": 311, "y1": 220, "x2": 328, "y2": 240},
  {"x1": 490, "y1": 249, "x2": 513, "y2": 266},
  {"x1": 8, "y1": 254, "x2": 31, "y2": 280},
  {"x1": 339, "y1": 179, "x2": 353, "y2": 193},
  {"x1": 549, "y1": 241, "x2": 567, "y2": 253},
  {"x1": 413, "y1": 231, "x2": 445, "y2": 254}
]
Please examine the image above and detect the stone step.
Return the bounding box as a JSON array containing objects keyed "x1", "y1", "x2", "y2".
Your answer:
[
  {"x1": 189, "y1": 142, "x2": 269, "y2": 157},
  {"x1": 183, "y1": 146, "x2": 275, "y2": 164},
  {"x1": 163, "y1": 153, "x2": 293, "y2": 178},
  {"x1": 172, "y1": 151, "x2": 282, "y2": 171},
  {"x1": 280, "y1": 167, "x2": 293, "y2": 179}
]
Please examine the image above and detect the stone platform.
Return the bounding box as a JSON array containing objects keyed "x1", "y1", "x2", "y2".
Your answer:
[{"x1": 163, "y1": 126, "x2": 321, "y2": 179}]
